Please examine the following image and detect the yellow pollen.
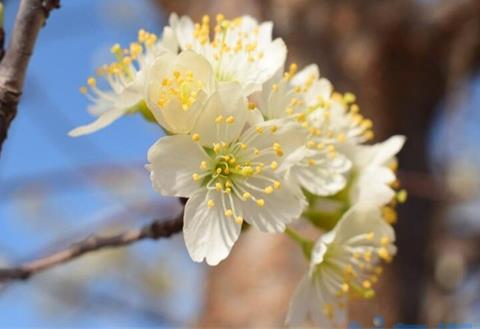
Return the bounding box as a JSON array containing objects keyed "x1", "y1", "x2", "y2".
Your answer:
[
  {"x1": 200, "y1": 161, "x2": 208, "y2": 169},
  {"x1": 362, "y1": 280, "x2": 372, "y2": 289},
  {"x1": 397, "y1": 189, "x2": 408, "y2": 203},
  {"x1": 215, "y1": 182, "x2": 223, "y2": 191},
  {"x1": 256, "y1": 199, "x2": 265, "y2": 207},
  {"x1": 248, "y1": 102, "x2": 256, "y2": 111},
  {"x1": 350, "y1": 104, "x2": 360, "y2": 113},
  {"x1": 256, "y1": 127, "x2": 264, "y2": 134},
  {"x1": 271, "y1": 84, "x2": 278, "y2": 92},
  {"x1": 381, "y1": 236, "x2": 390, "y2": 245},
  {"x1": 307, "y1": 140, "x2": 316, "y2": 148},
  {"x1": 241, "y1": 166, "x2": 254, "y2": 176},
  {"x1": 382, "y1": 206, "x2": 397, "y2": 224},
  {"x1": 242, "y1": 192, "x2": 251, "y2": 200},
  {"x1": 213, "y1": 143, "x2": 222, "y2": 154},
  {"x1": 216, "y1": 13, "x2": 225, "y2": 22},
  {"x1": 226, "y1": 116, "x2": 235, "y2": 124},
  {"x1": 344, "y1": 92, "x2": 356, "y2": 103},
  {"x1": 87, "y1": 77, "x2": 96, "y2": 87},
  {"x1": 207, "y1": 199, "x2": 215, "y2": 208},
  {"x1": 270, "y1": 161, "x2": 278, "y2": 170},
  {"x1": 270, "y1": 125, "x2": 278, "y2": 133},
  {"x1": 273, "y1": 181, "x2": 281, "y2": 189},
  {"x1": 192, "y1": 173, "x2": 201, "y2": 181},
  {"x1": 366, "y1": 232, "x2": 374, "y2": 241},
  {"x1": 192, "y1": 133, "x2": 200, "y2": 142},
  {"x1": 215, "y1": 115, "x2": 224, "y2": 124},
  {"x1": 341, "y1": 283, "x2": 349, "y2": 293},
  {"x1": 308, "y1": 159, "x2": 316, "y2": 166},
  {"x1": 235, "y1": 216, "x2": 243, "y2": 224},
  {"x1": 224, "y1": 209, "x2": 233, "y2": 217},
  {"x1": 79, "y1": 86, "x2": 87, "y2": 94},
  {"x1": 110, "y1": 43, "x2": 121, "y2": 54},
  {"x1": 264, "y1": 186, "x2": 273, "y2": 194},
  {"x1": 378, "y1": 247, "x2": 391, "y2": 261}
]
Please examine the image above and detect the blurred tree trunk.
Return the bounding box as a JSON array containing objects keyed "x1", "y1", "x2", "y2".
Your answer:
[{"x1": 156, "y1": 0, "x2": 480, "y2": 325}]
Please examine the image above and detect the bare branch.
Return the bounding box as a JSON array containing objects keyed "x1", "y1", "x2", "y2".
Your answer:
[
  {"x1": 0, "y1": 213, "x2": 183, "y2": 283},
  {"x1": 0, "y1": 0, "x2": 60, "y2": 155}
]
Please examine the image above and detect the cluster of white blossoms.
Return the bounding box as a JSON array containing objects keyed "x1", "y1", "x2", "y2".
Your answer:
[{"x1": 70, "y1": 13, "x2": 406, "y2": 327}]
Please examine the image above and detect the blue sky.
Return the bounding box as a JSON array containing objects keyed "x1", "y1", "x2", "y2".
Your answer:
[{"x1": 0, "y1": 1, "x2": 204, "y2": 326}]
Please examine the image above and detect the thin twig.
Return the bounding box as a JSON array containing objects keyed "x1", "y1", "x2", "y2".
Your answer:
[
  {"x1": 0, "y1": 0, "x2": 60, "y2": 154},
  {"x1": 0, "y1": 214, "x2": 183, "y2": 283}
]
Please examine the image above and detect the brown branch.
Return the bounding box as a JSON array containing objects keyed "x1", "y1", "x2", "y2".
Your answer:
[
  {"x1": 0, "y1": 0, "x2": 60, "y2": 155},
  {"x1": 0, "y1": 214, "x2": 183, "y2": 283}
]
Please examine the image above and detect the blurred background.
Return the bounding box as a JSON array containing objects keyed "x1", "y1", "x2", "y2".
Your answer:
[{"x1": 1, "y1": 0, "x2": 480, "y2": 327}]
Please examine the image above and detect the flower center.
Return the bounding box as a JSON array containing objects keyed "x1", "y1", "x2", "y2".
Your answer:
[{"x1": 156, "y1": 70, "x2": 204, "y2": 111}]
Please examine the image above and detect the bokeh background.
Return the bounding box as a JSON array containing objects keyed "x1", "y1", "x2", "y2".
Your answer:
[{"x1": 1, "y1": 0, "x2": 480, "y2": 327}]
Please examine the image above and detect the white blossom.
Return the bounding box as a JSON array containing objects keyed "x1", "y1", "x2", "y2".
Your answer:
[
  {"x1": 169, "y1": 13, "x2": 287, "y2": 95},
  {"x1": 286, "y1": 203, "x2": 396, "y2": 327},
  {"x1": 69, "y1": 28, "x2": 178, "y2": 137},
  {"x1": 147, "y1": 83, "x2": 306, "y2": 265}
]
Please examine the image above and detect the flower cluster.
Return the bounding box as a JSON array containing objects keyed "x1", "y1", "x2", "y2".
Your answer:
[{"x1": 70, "y1": 13, "x2": 406, "y2": 327}]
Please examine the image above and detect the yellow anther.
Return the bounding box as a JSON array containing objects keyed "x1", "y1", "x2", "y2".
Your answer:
[
  {"x1": 248, "y1": 102, "x2": 256, "y2": 111},
  {"x1": 192, "y1": 133, "x2": 201, "y2": 142},
  {"x1": 362, "y1": 119, "x2": 373, "y2": 129},
  {"x1": 224, "y1": 209, "x2": 233, "y2": 217},
  {"x1": 254, "y1": 148, "x2": 260, "y2": 156},
  {"x1": 381, "y1": 236, "x2": 390, "y2": 246},
  {"x1": 366, "y1": 232, "x2": 374, "y2": 241},
  {"x1": 241, "y1": 166, "x2": 254, "y2": 176},
  {"x1": 256, "y1": 199, "x2": 265, "y2": 207},
  {"x1": 255, "y1": 166, "x2": 262, "y2": 174},
  {"x1": 225, "y1": 180, "x2": 233, "y2": 188},
  {"x1": 239, "y1": 143, "x2": 247, "y2": 149},
  {"x1": 285, "y1": 107, "x2": 294, "y2": 115},
  {"x1": 271, "y1": 84, "x2": 278, "y2": 92},
  {"x1": 200, "y1": 161, "x2": 208, "y2": 169},
  {"x1": 216, "y1": 13, "x2": 225, "y2": 22},
  {"x1": 378, "y1": 247, "x2": 391, "y2": 262},
  {"x1": 79, "y1": 86, "x2": 87, "y2": 94},
  {"x1": 382, "y1": 206, "x2": 397, "y2": 224},
  {"x1": 397, "y1": 189, "x2": 408, "y2": 203},
  {"x1": 87, "y1": 77, "x2": 96, "y2": 87},
  {"x1": 362, "y1": 280, "x2": 372, "y2": 289},
  {"x1": 363, "y1": 130, "x2": 374, "y2": 140},
  {"x1": 337, "y1": 133, "x2": 346, "y2": 143},
  {"x1": 215, "y1": 182, "x2": 223, "y2": 191},
  {"x1": 207, "y1": 199, "x2": 215, "y2": 208},
  {"x1": 270, "y1": 161, "x2": 278, "y2": 170},
  {"x1": 273, "y1": 181, "x2": 281, "y2": 189},
  {"x1": 350, "y1": 104, "x2": 360, "y2": 113},
  {"x1": 344, "y1": 92, "x2": 356, "y2": 104},
  {"x1": 374, "y1": 266, "x2": 383, "y2": 275},
  {"x1": 341, "y1": 283, "x2": 349, "y2": 293},
  {"x1": 225, "y1": 116, "x2": 235, "y2": 124},
  {"x1": 213, "y1": 143, "x2": 222, "y2": 154},
  {"x1": 202, "y1": 15, "x2": 210, "y2": 24},
  {"x1": 242, "y1": 192, "x2": 251, "y2": 200},
  {"x1": 307, "y1": 140, "x2": 316, "y2": 148},
  {"x1": 192, "y1": 173, "x2": 202, "y2": 181},
  {"x1": 110, "y1": 43, "x2": 121, "y2": 54},
  {"x1": 256, "y1": 127, "x2": 264, "y2": 134},
  {"x1": 270, "y1": 125, "x2": 278, "y2": 133},
  {"x1": 235, "y1": 216, "x2": 243, "y2": 224},
  {"x1": 264, "y1": 186, "x2": 273, "y2": 194},
  {"x1": 307, "y1": 159, "x2": 316, "y2": 166},
  {"x1": 215, "y1": 115, "x2": 224, "y2": 124}
]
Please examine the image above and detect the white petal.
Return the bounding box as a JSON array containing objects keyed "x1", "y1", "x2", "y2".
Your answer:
[
  {"x1": 184, "y1": 190, "x2": 241, "y2": 265},
  {"x1": 285, "y1": 274, "x2": 314, "y2": 327},
  {"x1": 68, "y1": 107, "x2": 129, "y2": 137},
  {"x1": 240, "y1": 176, "x2": 306, "y2": 233},
  {"x1": 147, "y1": 135, "x2": 209, "y2": 198},
  {"x1": 192, "y1": 82, "x2": 247, "y2": 146},
  {"x1": 290, "y1": 64, "x2": 319, "y2": 86},
  {"x1": 333, "y1": 202, "x2": 395, "y2": 246}
]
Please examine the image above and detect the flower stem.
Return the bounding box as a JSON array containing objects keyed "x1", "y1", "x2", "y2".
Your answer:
[{"x1": 284, "y1": 227, "x2": 314, "y2": 260}]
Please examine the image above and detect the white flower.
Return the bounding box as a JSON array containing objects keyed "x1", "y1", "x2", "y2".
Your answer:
[
  {"x1": 69, "y1": 28, "x2": 178, "y2": 137},
  {"x1": 286, "y1": 203, "x2": 396, "y2": 327},
  {"x1": 252, "y1": 63, "x2": 352, "y2": 196},
  {"x1": 147, "y1": 83, "x2": 307, "y2": 265},
  {"x1": 144, "y1": 50, "x2": 215, "y2": 134},
  {"x1": 340, "y1": 135, "x2": 406, "y2": 208},
  {"x1": 169, "y1": 13, "x2": 287, "y2": 95}
]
